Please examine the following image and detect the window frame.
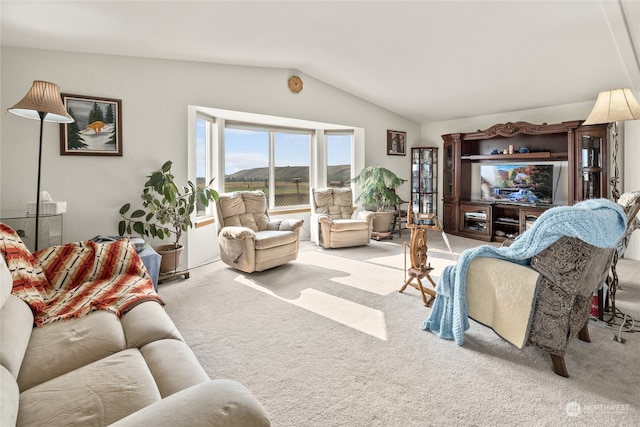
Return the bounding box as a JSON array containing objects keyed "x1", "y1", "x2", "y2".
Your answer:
[
  {"x1": 194, "y1": 112, "x2": 216, "y2": 223},
  {"x1": 190, "y1": 106, "x2": 363, "y2": 213}
]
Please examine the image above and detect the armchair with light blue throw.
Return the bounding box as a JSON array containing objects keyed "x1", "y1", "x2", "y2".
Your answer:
[{"x1": 422, "y1": 199, "x2": 626, "y2": 377}]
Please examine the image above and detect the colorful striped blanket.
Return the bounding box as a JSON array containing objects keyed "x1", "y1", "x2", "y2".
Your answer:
[{"x1": 1, "y1": 223, "x2": 162, "y2": 326}]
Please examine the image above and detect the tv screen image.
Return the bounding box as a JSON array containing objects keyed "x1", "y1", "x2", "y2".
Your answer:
[{"x1": 480, "y1": 164, "x2": 554, "y2": 204}]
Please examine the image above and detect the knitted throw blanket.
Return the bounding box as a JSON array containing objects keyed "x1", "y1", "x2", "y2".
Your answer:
[{"x1": 422, "y1": 198, "x2": 627, "y2": 345}]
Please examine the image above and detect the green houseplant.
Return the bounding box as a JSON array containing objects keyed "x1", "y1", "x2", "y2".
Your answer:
[
  {"x1": 118, "y1": 160, "x2": 219, "y2": 273},
  {"x1": 351, "y1": 166, "x2": 406, "y2": 233}
]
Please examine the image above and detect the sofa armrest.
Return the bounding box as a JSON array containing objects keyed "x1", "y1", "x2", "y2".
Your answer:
[
  {"x1": 356, "y1": 211, "x2": 375, "y2": 225},
  {"x1": 220, "y1": 226, "x2": 257, "y2": 241},
  {"x1": 110, "y1": 380, "x2": 270, "y2": 427},
  {"x1": 530, "y1": 236, "x2": 614, "y2": 296},
  {"x1": 278, "y1": 219, "x2": 303, "y2": 232},
  {"x1": 316, "y1": 214, "x2": 333, "y2": 224}
]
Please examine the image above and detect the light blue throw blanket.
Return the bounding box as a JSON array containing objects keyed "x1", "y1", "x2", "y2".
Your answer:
[{"x1": 422, "y1": 198, "x2": 627, "y2": 345}]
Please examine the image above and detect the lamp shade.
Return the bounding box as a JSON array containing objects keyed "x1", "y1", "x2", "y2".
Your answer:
[
  {"x1": 583, "y1": 88, "x2": 640, "y2": 125},
  {"x1": 7, "y1": 80, "x2": 74, "y2": 123}
]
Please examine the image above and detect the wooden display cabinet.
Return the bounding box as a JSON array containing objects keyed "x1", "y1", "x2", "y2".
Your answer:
[
  {"x1": 441, "y1": 120, "x2": 608, "y2": 242},
  {"x1": 410, "y1": 147, "x2": 439, "y2": 225}
]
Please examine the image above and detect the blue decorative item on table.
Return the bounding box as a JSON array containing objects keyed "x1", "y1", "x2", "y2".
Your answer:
[
  {"x1": 519, "y1": 147, "x2": 529, "y2": 153},
  {"x1": 491, "y1": 149, "x2": 500, "y2": 155}
]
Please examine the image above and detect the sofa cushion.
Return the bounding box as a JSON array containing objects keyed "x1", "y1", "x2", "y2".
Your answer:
[
  {"x1": 17, "y1": 309, "x2": 127, "y2": 391},
  {"x1": 0, "y1": 224, "x2": 49, "y2": 314},
  {"x1": 121, "y1": 301, "x2": 184, "y2": 349},
  {"x1": 110, "y1": 380, "x2": 271, "y2": 427},
  {"x1": 1, "y1": 366, "x2": 19, "y2": 427},
  {"x1": 0, "y1": 295, "x2": 34, "y2": 379},
  {"x1": 140, "y1": 339, "x2": 210, "y2": 398},
  {"x1": 18, "y1": 349, "x2": 161, "y2": 426},
  {"x1": 313, "y1": 188, "x2": 354, "y2": 219},
  {"x1": 254, "y1": 230, "x2": 298, "y2": 250}
]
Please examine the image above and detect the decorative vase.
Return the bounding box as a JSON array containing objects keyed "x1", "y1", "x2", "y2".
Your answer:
[{"x1": 155, "y1": 244, "x2": 184, "y2": 273}]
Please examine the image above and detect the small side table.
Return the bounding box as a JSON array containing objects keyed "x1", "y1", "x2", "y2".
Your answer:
[
  {"x1": 399, "y1": 211, "x2": 441, "y2": 306},
  {"x1": 1, "y1": 210, "x2": 63, "y2": 252}
]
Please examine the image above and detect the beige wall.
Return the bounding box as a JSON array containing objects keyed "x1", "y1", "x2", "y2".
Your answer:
[
  {"x1": 2, "y1": 47, "x2": 638, "y2": 263},
  {"x1": 1, "y1": 47, "x2": 419, "y2": 267}
]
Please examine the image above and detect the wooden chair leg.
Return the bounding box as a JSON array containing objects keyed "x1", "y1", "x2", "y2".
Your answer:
[
  {"x1": 550, "y1": 354, "x2": 569, "y2": 378},
  {"x1": 578, "y1": 322, "x2": 591, "y2": 343}
]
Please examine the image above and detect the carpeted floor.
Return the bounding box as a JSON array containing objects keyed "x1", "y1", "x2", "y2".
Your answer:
[{"x1": 159, "y1": 232, "x2": 640, "y2": 426}]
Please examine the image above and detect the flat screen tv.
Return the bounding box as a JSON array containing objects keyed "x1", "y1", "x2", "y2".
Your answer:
[{"x1": 480, "y1": 164, "x2": 554, "y2": 204}]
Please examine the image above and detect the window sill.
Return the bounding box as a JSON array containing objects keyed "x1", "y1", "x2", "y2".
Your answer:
[
  {"x1": 270, "y1": 207, "x2": 311, "y2": 215},
  {"x1": 195, "y1": 217, "x2": 216, "y2": 228}
]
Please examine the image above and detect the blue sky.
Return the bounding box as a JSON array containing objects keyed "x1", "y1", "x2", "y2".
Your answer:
[{"x1": 196, "y1": 120, "x2": 351, "y2": 177}]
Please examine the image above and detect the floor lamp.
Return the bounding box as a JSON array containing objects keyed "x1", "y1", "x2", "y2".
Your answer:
[
  {"x1": 583, "y1": 87, "x2": 640, "y2": 202},
  {"x1": 7, "y1": 81, "x2": 74, "y2": 251},
  {"x1": 583, "y1": 87, "x2": 640, "y2": 324}
]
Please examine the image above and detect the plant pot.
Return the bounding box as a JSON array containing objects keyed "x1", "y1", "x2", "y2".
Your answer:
[
  {"x1": 155, "y1": 244, "x2": 184, "y2": 273},
  {"x1": 371, "y1": 211, "x2": 396, "y2": 233}
]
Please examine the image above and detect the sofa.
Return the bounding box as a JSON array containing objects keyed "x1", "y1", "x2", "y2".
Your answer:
[
  {"x1": 0, "y1": 224, "x2": 270, "y2": 426},
  {"x1": 215, "y1": 190, "x2": 303, "y2": 273}
]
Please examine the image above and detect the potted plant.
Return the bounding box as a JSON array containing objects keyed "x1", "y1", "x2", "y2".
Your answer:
[
  {"x1": 351, "y1": 166, "x2": 407, "y2": 234},
  {"x1": 118, "y1": 160, "x2": 219, "y2": 274}
]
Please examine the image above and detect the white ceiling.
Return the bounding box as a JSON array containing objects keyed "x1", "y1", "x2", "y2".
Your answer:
[{"x1": 2, "y1": 0, "x2": 639, "y2": 123}]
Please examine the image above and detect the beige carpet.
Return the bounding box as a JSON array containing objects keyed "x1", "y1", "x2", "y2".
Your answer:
[{"x1": 159, "y1": 232, "x2": 640, "y2": 426}]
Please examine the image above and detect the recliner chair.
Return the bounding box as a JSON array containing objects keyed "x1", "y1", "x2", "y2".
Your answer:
[
  {"x1": 310, "y1": 187, "x2": 374, "y2": 249},
  {"x1": 214, "y1": 190, "x2": 303, "y2": 273}
]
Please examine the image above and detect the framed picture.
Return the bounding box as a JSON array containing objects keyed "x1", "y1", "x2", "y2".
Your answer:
[
  {"x1": 59, "y1": 94, "x2": 122, "y2": 156},
  {"x1": 387, "y1": 130, "x2": 406, "y2": 156}
]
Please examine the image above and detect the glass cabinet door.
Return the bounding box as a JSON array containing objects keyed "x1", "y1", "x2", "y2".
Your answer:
[
  {"x1": 581, "y1": 135, "x2": 602, "y2": 199},
  {"x1": 443, "y1": 142, "x2": 453, "y2": 199},
  {"x1": 410, "y1": 147, "x2": 438, "y2": 224},
  {"x1": 575, "y1": 126, "x2": 607, "y2": 202}
]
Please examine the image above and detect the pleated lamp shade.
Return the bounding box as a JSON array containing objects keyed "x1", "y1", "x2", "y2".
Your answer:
[
  {"x1": 583, "y1": 88, "x2": 640, "y2": 125},
  {"x1": 7, "y1": 80, "x2": 74, "y2": 123}
]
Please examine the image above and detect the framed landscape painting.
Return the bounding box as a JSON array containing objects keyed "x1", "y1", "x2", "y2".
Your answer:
[
  {"x1": 387, "y1": 130, "x2": 406, "y2": 156},
  {"x1": 59, "y1": 94, "x2": 122, "y2": 156}
]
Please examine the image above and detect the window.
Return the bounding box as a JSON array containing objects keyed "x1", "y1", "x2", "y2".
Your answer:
[
  {"x1": 326, "y1": 132, "x2": 353, "y2": 188},
  {"x1": 195, "y1": 116, "x2": 211, "y2": 217},
  {"x1": 191, "y1": 106, "x2": 363, "y2": 212},
  {"x1": 224, "y1": 123, "x2": 311, "y2": 209}
]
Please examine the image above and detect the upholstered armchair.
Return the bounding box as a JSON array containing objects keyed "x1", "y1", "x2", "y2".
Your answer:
[
  {"x1": 214, "y1": 190, "x2": 303, "y2": 273},
  {"x1": 615, "y1": 191, "x2": 640, "y2": 258},
  {"x1": 467, "y1": 237, "x2": 615, "y2": 377},
  {"x1": 603, "y1": 190, "x2": 640, "y2": 319},
  {"x1": 310, "y1": 188, "x2": 374, "y2": 249}
]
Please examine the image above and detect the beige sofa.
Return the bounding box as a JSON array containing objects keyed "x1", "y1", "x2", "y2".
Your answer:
[{"x1": 0, "y1": 252, "x2": 270, "y2": 426}]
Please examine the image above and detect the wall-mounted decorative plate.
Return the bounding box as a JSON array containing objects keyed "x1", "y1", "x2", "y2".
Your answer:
[{"x1": 288, "y1": 76, "x2": 303, "y2": 93}]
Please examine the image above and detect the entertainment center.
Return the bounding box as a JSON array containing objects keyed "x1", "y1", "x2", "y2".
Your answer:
[{"x1": 441, "y1": 120, "x2": 609, "y2": 242}]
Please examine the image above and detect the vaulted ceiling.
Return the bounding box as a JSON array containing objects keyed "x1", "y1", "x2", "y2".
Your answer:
[{"x1": 2, "y1": 1, "x2": 639, "y2": 123}]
